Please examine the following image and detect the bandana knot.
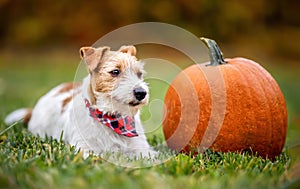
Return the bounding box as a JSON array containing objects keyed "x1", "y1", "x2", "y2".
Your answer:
[{"x1": 84, "y1": 98, "x2": 138, "y2": 137}]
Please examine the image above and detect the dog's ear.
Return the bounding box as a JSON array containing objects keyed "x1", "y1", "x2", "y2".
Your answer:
[
  {"x1": 119, "y1": 45, "x2": 136, "y2": 56},
  {"x1": 80, "y1": 47, "x2": 95, "y2": 59},
  {"x1": 80, "y1": 46, "x2": 110, "y2": 72}
]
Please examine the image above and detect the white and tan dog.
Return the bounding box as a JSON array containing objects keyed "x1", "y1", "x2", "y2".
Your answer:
[{"x1": 5, "y1": 45, "x2": 156, "y2": 159}]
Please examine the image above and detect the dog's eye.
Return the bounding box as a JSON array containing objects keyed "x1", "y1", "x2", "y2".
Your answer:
[
  {"x1": 109, "y1": 69, "x2": 120, "y2": 77},
  {"x1": 137, "y1": 72, "x2": 143, "y2": 79}
]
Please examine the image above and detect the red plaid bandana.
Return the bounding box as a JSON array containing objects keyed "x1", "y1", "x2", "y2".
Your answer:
[{"x1": 84, "y1": 98, "x2": 138, "y2": 137}]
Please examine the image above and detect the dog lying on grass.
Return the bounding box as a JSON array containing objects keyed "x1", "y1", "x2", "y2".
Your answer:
[{"x1": 5, "y1": 45, "x2": 157, "y2": 159}]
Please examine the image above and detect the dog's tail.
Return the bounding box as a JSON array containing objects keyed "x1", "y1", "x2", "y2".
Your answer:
[{"x1": 5, "y1": 108, "x2": 32, "y2": 125}]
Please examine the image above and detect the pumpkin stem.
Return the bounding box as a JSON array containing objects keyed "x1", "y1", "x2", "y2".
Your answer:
[{"x1": 200, "y1": 37, "x2": 227, "y2": 66}]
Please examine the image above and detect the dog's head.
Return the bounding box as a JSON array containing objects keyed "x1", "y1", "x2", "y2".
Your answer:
[{"x1": 80, "y1": 45, "x2": 148, "y2": 115}]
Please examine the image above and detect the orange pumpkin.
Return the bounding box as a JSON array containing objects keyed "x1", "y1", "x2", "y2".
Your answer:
[{"x1": 162, "y1": 37, "x2": 287, "y2": 159}]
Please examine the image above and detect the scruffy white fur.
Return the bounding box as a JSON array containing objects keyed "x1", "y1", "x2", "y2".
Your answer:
[{"x1": 5, "y1": 45, "x2": 156, "y2": 159}]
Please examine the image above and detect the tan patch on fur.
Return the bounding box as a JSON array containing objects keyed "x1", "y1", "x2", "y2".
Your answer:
[
  {"x1": 24, "y1": 109, "x2": 32, "y2": 124},
  {"x1": 91, "y1": 52, "x2": 139, "y2": 93},
  {"x1": 88, "y1": 83, "x2": 97, "y2": 105},
  {"x1": 57, "y1": 82, "x2": 82, "y2": 94},
  {"x1": 61, "y1": 89, "x2": 81, "y2": 112},
  {"x1": 81, "y1": 47, "x2": 110, "y2": 72},
  {"x1": 119, "y1": 45, "x2": 136, "y2": 56},
  {"x1": 57, "y1": 82, "x2": 82, "y2": 112},
  {"x1": 92, "y1": 72, "x2": 116, "y2": 93},
  {"x1": 62, "y1": 96, "x2": 73, "y2": 109}
]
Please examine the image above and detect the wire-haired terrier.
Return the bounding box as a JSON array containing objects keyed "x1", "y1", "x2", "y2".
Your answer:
[{"x1": 5, "y1": 45, "x2": 157, "y2": 159}]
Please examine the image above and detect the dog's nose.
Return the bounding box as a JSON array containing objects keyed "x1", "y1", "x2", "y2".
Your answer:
[{"x1": 133, "y1": 87, "x2": 147, "y2": 101}]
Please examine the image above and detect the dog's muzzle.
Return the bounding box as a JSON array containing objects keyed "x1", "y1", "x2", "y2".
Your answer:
[
  {"x1": 133, "y1": 87, "x2": 147, "y2": 101},
  {"x1": 128, "y1": 87, "x2": 147, "y2": 106}
]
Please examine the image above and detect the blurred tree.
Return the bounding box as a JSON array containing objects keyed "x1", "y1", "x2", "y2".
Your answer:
[{"x1": 0, "y1": 0, "x2": 299, "y2": 56}]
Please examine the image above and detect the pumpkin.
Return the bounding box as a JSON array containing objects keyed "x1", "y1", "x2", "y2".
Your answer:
[{"x1": 162, "y1": 37, "x2": 287, "y2": 159}]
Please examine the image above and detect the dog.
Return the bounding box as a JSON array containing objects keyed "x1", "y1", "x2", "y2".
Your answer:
[{"x1": 5, "y1": 45, "x2": 157, "y2": 159}]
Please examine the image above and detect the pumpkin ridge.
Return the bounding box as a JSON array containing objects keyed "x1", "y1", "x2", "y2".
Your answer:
[
  {"x1": 246, "y1": 62, "x2": 275, "y2": 158},
  {"x1": 197, "y1": 64, "x2": 226, "y2": 152},
  {"x1": 221, "y1": 62, "x2": 257, "y2": 152},
  {"x1": 186, "y1": 65, "x2": 212, "y2": 152},
  {"x1": 229, "y1": 62, "x2": 259, "y2": 148},
  {"x1": 241, "y1": 61, "x2": 287, "y2": 158},
  {"x1": 249, "y1": 65, "x2": 280, "y2": 159},
  {"x1": 163, "y1": 67, "x2": 205, "y2": 151},
  {"x1": 234, "y1": 60, "x2": 273, "y2": 157}
]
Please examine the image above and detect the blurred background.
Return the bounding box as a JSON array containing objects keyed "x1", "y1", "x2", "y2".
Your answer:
[
  {"x1": 0, "y1": 0, "x2": 299, "y2": 58},
  {"x1": 0, "y1": 0, "x2": 299, "y2": 156}
]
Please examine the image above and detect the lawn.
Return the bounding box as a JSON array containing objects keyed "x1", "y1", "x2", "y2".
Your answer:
[{"x1": 0, "y1": 50, "x2": 299, "y2": 189}]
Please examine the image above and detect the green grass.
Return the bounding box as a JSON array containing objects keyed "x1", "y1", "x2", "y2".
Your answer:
[
  {"x1": 0, "y1": 125, "x2": 292, "y2": 189},
  {"x1": 0, "y1": 52, "x2": 300, "y2": 189}
]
